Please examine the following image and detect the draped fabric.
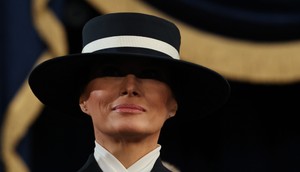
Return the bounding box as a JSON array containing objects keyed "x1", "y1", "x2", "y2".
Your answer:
[
  {"x1": 0, "y1": 0, "x2": 67, "y2": 171},
  {"x1": 87, "y1": 0, "x2": 300, "y2": 84},
  {"x1": 1, "y1": 0, "x2": 300, "y2": 172}
]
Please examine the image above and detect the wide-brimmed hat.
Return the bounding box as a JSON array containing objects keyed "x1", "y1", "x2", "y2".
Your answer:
[{"x1": 28, "y1": 12, "x2": 230, "y2": 121}]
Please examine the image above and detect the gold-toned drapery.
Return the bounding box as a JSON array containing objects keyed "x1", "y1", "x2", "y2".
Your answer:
[
  {"x1": 87, "y1": 0, "x2": 300, "y2": 84},
  {"x1": 0, "y1": 0, "x2": 68, "y2": 171},
  {"x1": 2, "y1": 0, "x2": 300, "y2": 171}
]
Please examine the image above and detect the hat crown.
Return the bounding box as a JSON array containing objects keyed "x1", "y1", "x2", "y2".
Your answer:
[{"x1": 81, "y1": 13, "x2": 181, "y2": 59}]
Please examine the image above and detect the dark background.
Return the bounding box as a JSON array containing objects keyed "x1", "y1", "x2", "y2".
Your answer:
[{"x1": 1, "y1": 1, "x2": 300, "y2": 172}]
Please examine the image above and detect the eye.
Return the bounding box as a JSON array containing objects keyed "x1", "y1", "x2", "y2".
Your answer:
[
  {"x1": 101, "y1": 66, "x2": 122, "y2": 77},
  {"x1": 138, "y1": 69, "x2": 163, "y2": 80},
  {"x1": 91, "y1": 66, "x2": 123, "y2": 78}
]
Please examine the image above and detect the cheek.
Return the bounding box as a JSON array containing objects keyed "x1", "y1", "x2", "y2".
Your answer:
[
  {"x1": 86, "y1": 90, "x2": 114, "y2": 114},
  {"x1": 147, "y1": 86, "x2": 175, "y2": 117}
]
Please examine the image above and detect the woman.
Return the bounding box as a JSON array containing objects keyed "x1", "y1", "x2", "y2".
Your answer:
[{"x1": 29, "y1": 12, "x2": 230, "y2": 172}]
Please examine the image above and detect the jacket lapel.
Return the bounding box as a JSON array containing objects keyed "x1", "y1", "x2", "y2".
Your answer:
[
  {"x1": 77, "y1": 154, "x2": 102, "y2": 172},
  {"x1": 151, "y1": 158, "x2": 172, "y2": 172}
]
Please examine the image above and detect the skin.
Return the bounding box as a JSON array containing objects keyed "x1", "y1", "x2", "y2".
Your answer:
[{"x1": 79, "y1": 69, "x2": 177, "y2": 168}]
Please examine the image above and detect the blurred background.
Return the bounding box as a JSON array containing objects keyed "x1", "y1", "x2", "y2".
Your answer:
[{"x1": 1, "y1": 0, "x2": 300, "y2": 172}]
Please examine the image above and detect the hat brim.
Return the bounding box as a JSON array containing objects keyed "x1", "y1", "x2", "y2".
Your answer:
[{"x1": 29, "y1": 52, "x2": 230, "y2": 121}]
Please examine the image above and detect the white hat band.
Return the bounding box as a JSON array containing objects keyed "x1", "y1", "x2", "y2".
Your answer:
[{"x1": 82, "y1": 35, "x2": 180, "y2": 60}]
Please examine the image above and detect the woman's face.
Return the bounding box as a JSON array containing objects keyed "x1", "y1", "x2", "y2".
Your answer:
[{"x1": 79, "y1": 63, "x2": 177, "y2": 141}]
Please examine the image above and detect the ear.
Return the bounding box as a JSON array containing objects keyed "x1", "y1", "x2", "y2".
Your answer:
[
  {"x1": 79, "y1": 95, "x2": 88, "y2": 114},
  {"x1": 168, "y1": 99, "x2": 178, "y2": 118}
]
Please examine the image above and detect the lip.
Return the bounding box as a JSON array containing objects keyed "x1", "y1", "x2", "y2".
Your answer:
[{"x1": 112, "y1": 104, "x2": 146, "y2": 113}]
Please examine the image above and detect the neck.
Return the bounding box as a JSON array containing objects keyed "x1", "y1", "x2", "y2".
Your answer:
[{"x1": 95, "y1": 134, "x2": 160, "y2": 168}]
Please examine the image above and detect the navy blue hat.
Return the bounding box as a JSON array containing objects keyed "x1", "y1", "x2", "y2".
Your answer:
[{"x1": 28, "y1": 12, "x2": 230, "y2": 121}]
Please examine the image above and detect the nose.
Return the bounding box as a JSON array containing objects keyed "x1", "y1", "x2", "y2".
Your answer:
[{"x1": 120, "y1": 74, "x2": 141, "y2": 97}]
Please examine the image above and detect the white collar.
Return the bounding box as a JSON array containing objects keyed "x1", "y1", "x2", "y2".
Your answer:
[{"x1": 93, "y1": 141, "x2": 161, "y2": 172}]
